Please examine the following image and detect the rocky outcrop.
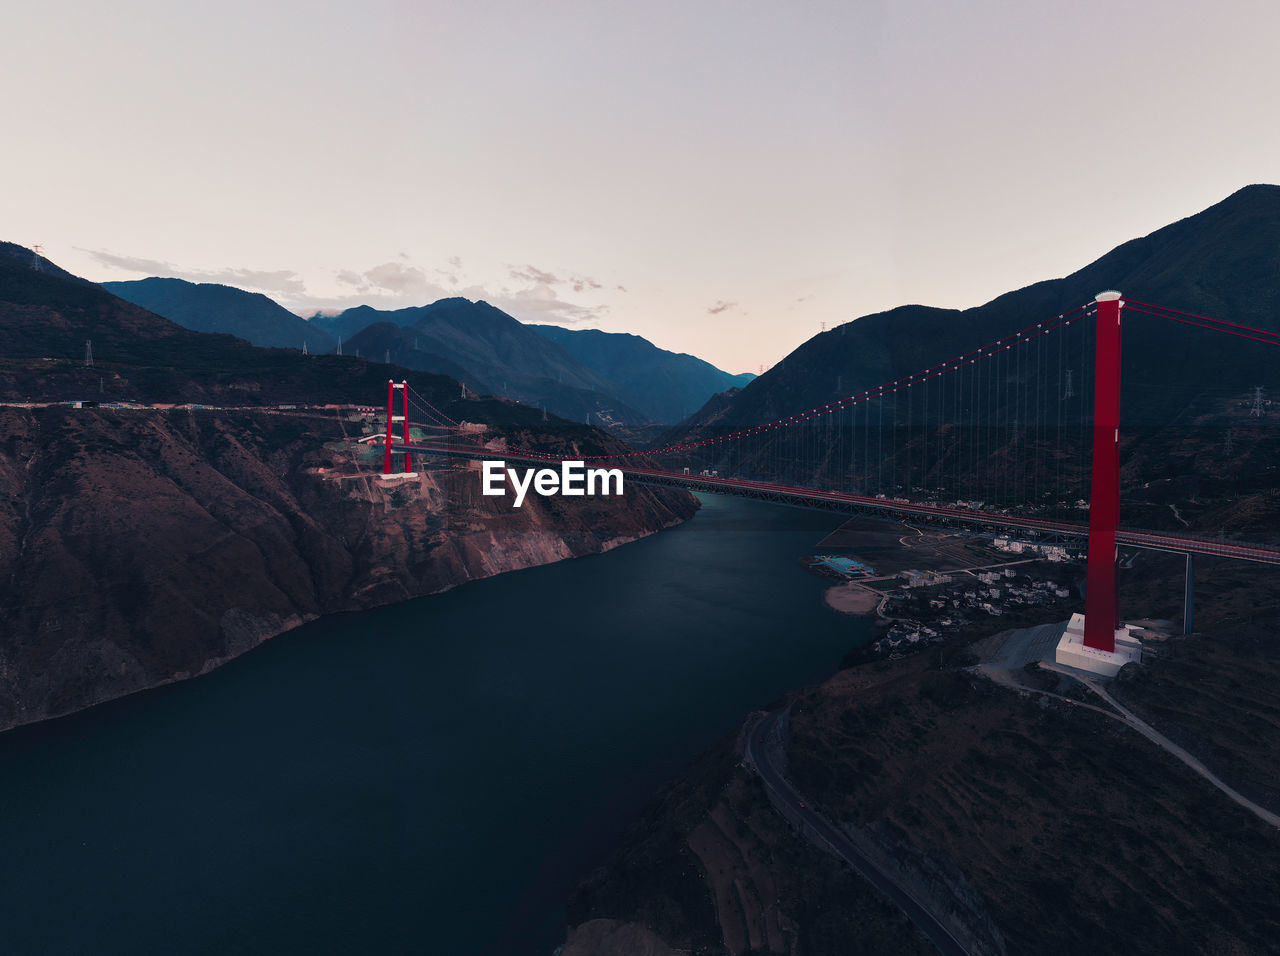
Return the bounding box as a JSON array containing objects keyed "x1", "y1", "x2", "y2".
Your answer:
[{"x1": 0, "y1": 406, "x2": 696, "y2": 732}]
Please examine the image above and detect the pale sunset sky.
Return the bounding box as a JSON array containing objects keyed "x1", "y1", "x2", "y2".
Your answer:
[{"x1": 5, "y1": 0, "x2": 1280, "y2": 373}]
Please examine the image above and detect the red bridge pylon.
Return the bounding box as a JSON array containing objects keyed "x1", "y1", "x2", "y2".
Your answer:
[
  {"x1": 382, "y1": 379, "x2": 416, "y2": 478},
  {"x1": 1056, "y1": 291, "x2": 1142, "y2": 676}
]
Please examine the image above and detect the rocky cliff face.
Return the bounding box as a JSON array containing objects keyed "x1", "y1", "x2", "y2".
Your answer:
[{"x1": 0, "y1": 406, "x2": 696, "y2": 732}]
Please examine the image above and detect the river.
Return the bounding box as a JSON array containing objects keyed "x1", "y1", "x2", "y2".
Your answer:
[{"x1": 0, "y1": 494, "x2": 872, "y2": 955}]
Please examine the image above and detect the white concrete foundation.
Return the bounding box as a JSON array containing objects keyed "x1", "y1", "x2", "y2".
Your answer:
[
  {"x1": 1054, "y1": 612, "x2": 1142, "y2": 677},
  {"x1": 378, "y1": 472, "x2": 419, "y2": 480}
]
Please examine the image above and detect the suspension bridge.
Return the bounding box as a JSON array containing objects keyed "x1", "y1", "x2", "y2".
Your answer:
[{"x1": 373, "y1": 291, "x2": 1280, "y2": 675}]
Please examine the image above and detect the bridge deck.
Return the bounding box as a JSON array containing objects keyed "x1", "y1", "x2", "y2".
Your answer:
[{"x1": 389, "y1": 443, "x2": 1280, "y2": 567}]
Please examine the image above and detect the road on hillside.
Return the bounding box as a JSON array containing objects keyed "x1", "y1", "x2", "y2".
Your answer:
[{"x1": 745, "y1": 710, "x2": 969, "y2": 956}]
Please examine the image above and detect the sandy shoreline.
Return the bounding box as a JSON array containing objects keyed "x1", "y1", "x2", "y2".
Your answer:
[{"x1": 823, "y1": 582, "x2": 882, "y2": 616}]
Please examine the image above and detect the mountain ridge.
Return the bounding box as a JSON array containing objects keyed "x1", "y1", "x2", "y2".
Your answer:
[
  {"x1": 102, "y1": 276, "x2": 338, "y2": 354},
  {"x1": 530, "y1": 324, "x2": 754, "y2": 424},
  {"x1": 673, "y1": 184, "x2": 1280, "y2": 437}
]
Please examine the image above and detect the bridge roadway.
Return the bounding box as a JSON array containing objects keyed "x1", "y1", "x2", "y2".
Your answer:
[{"x1": 391, "y1": 442, "x2": 1280, "y2": 568}]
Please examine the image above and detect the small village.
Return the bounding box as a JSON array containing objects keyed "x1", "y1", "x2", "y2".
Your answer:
[{"x1": 811, "y1": 536, "x2": 1083, "y2": 660}]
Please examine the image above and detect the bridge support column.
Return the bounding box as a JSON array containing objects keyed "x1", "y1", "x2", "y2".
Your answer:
[
  {"x1": 1084, "y1": 291, "x2": 1123, "y2": 652},
  {"x1": 402, "y1": 380, "x2": 412, "y2": 474},
  {"x1": 383, "y1": 378, "x2": 394, "y2": 475},
  {"x1": 1184, "y1": 552, "x2": 1195, "y2": 635},
  {"x1": 380, "y1": 380, "x2": 418, "y2": 479},
  {"x1": 1056, "y1": 291, "x2": 1142, "y2": 677}
]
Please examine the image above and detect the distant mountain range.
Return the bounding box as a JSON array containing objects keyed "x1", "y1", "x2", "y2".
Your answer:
[
  {"x1": 101, "y1": 279, "x2": 753, "y2": 425},
  {"x1": 103, "y1": 277, "x2": 338, "y2": 354},
  {"x1": 530, "y1": 325, "x2": 754, "y2": 424},
  {"x1": 0, "y1": 247, "x2": 457, "y2": 408},
  {"x1": 337, "y1": 298, "x2": 650, "y2": 426},
  {"x1": 0, "y1": 245, "x2": 750, "y2": 432}
]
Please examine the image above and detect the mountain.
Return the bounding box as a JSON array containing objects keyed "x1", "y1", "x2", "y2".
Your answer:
[
  {"x1": 0, "y1": 241, "x2": 99, "y2": 287},
  {"x1": 659, "y1": 185, "x2": 1280, "y2": 514},
  {"x1": 0, "y1": 246, "x2": 447, "y2": 407},
  {"x1": 102, "y1": 276, "x2": 337, "y2": 354},
  {"x1": 530, "y1": 325, "x2": 754, "y2": 424},
  {"x1": 340, "y1": 298, "x2": 652, "y2": 426},
  {"x1": 338, "y1": 321, "x2": 478, "y2": 384},
  {"x1": 678, "y1": 184, "x2": 1280, "y2": 436},
  {"x1": 307, "y1": 304, "x2": 423, "y2": 343}
]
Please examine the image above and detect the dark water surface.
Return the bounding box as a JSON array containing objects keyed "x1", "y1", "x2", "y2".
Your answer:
[{"x1": 0, "y1": 494, "x2": 870, "y2": 955}]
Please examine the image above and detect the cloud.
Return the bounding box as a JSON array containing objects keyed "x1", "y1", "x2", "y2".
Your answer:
[
  {"x1": 509, "y1": 264, "x2": 559, "y2": 285},
  {"x1": 85, "y1": 249, "x2": 172, "y2": 275},
  {"x1": 497, "y1": 262, "x2": 610, "y2": 323},
  {"x1": 489, "y1": 280, "x2": 608, "y2": 325},
  {"x1": 707, "y1": 300, "x2": 737, "y2": 315},
  {"x1": 616, "y1": 285, "x2": 628, "y2": 292},
  {"x1": 84, "y1": 248, "x2": 308, "y2": 296},
  {"x1": 363, "y1": 261, "x2": 428, "y2": 294},
  {"x1": 211, "y1": 268, "x2": 307, "y2": 295},
  {"x1": 494, "y1": 294, "x2": 606, "y2": 325},
  {"x1": 447, "y1": 256, "x2": 462, "y2": 268}
]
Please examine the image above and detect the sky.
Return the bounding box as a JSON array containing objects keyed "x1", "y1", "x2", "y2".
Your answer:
[{"x1": 5, "y1": 0, "x2": 1280, "y2": 374}]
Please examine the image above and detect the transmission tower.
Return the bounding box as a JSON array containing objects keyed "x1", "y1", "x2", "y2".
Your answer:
[
  {"x1": 31, "y1": 244, "x2": 43, "y2": 271},
  {"x1": 385, "y1": 349, "x2": 390, "y2": 364},
  {"x1": 1063, "y1": 369, "x2": 1075, "y2": 400},
  {"x1": 1224, "y1": 428, "x2": 1235, "y2": 457},
  {"x1": 302, "y1": 340, "x2": 309, "y2": 356},
  {"x1": 1251, "y1": 386, "x2": 1265, "y2": 417},
  {"x1": 84, "y1": 339, "x2": 94, "y2": 368}
]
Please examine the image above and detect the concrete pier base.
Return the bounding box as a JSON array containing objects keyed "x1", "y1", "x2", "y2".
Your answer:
[{"x1": 1054, "y1": 612, "x2": 1142, "y2": 678}]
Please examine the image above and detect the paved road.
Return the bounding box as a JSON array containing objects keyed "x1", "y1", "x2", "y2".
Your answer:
[
  {"x1": 1046, "y1": 666, "x2": 1280, "y2": 831},
  {"x1": 745, "y1": 711, "x2": 969, "y2": 956}
]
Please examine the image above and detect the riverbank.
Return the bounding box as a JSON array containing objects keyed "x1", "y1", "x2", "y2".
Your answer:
[
  {"x1": 822, "y1": 582, "x2": 882, "y2": 616},
  {"x1": 0, "y1": 405, "x2": 697, "y2": 735}
]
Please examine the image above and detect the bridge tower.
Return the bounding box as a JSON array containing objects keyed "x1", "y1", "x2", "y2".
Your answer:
[
  {"x1": 1056, "y1": 291, "x2": 1142, "y2": 676},
  {"x1": 381, "y1": 379, "x2": 417, "y2": 479}
]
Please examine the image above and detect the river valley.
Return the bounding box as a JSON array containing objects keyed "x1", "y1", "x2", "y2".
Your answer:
[{"x1": 0, "y1": 494, "x2": 871, "y2": 955}]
